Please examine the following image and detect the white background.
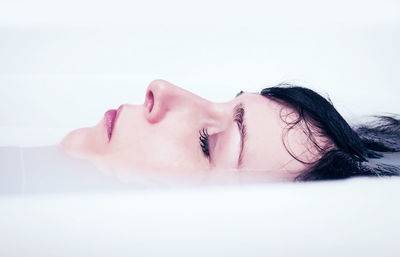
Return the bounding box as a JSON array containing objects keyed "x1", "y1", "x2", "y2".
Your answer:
[
  {"x1": 0, "y1": 2, "x2": 400, "y2": 257},
  {"x1": 0, "y1": 0, "x2": 399, "y2": 145}
]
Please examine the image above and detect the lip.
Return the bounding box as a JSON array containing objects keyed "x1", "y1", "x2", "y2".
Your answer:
[{"x1": 104, "y1": 105, "x2": 124, "y2": 141}]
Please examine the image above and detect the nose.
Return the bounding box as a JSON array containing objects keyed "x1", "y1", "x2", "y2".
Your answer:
[{"x1": 144, "y1": 79, "x2": 210, "y2": 123}]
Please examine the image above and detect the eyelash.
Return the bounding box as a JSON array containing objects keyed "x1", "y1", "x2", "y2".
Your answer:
[
  {"x1": 199, "y1": 106, "x2": 245, "y2": 160},
  {"x1": 199, "y1": 128, "x2": 210, "y2": 158}
]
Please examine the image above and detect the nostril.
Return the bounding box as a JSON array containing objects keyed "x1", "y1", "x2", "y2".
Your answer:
[{"x1": 145, "y1": 90, "x2": 154, "y2": 113}]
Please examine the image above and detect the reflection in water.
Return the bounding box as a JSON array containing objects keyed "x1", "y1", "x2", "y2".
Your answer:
[
  {"x1": 0, "y1": 146, "x2": 141, "y2": 195},
  {"x1": 0, "y1": 145, "x2": 290, "y2": 194},
  {"x1": 2, "y1": 145, "x2": 399, "y2": 195}
]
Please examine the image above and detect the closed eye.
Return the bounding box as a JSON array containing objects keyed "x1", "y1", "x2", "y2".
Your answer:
[{"x1": 199, "y1": 128, "x2": 210, "y2": 159}]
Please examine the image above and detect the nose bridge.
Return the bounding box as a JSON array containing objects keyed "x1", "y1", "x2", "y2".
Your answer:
[
  {"x1": 145, "y1": 79, "x2": 212, "y2": 123},
  {"x1": 205, "y1": 101, "x2": 232, "y2": 132},
  {"x1": 148, "y1": 79, "x2": 205, "y2": 104}
]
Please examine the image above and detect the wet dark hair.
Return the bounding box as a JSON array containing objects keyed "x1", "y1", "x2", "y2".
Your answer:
[{"x1": 260, "y1": 83, "x2": 400, "y2": 181}]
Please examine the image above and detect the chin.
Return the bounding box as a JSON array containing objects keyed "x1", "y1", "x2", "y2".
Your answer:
[
  {"x1": 60, "y1": 127, "x2": 95, "y2": 159},
  {"x1": 60, "y1": 129, "x2": 82, "y2": 157}
]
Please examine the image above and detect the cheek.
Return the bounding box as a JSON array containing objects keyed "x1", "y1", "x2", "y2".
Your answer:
[
  {"x1": 95, "y1": 135, "x2": 206, "y2": 185},
  {"x1": 103, "y1": 124, "x2": 201, "y2": 171}
]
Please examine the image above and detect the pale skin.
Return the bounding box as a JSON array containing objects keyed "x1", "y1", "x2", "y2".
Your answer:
[{"x1": 61, "y1": 79, "x2": 328, "y2": 185}]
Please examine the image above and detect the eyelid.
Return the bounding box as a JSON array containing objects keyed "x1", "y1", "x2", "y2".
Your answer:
[{"x1": 201, "y1": 104, "x2": 246, "y2": 165}]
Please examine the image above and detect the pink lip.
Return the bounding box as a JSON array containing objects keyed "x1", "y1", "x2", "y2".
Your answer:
[{"x1": 104, "y1": 105, "x2": 124, "y2": 141}]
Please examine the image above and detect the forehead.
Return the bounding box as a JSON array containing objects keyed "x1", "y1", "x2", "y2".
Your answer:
[{"x1": 236, "y1": 93, "x2": 320, "y2": 178}]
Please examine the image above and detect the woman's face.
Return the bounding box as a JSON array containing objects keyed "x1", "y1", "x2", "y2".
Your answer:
[{"x1": 61, "y1": 79, "x2": 324, "y2": 185}]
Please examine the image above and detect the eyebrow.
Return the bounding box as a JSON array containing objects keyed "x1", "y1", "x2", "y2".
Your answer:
[{"x1": 234, "y1": 92, "x2": 247, "y2": 168}]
